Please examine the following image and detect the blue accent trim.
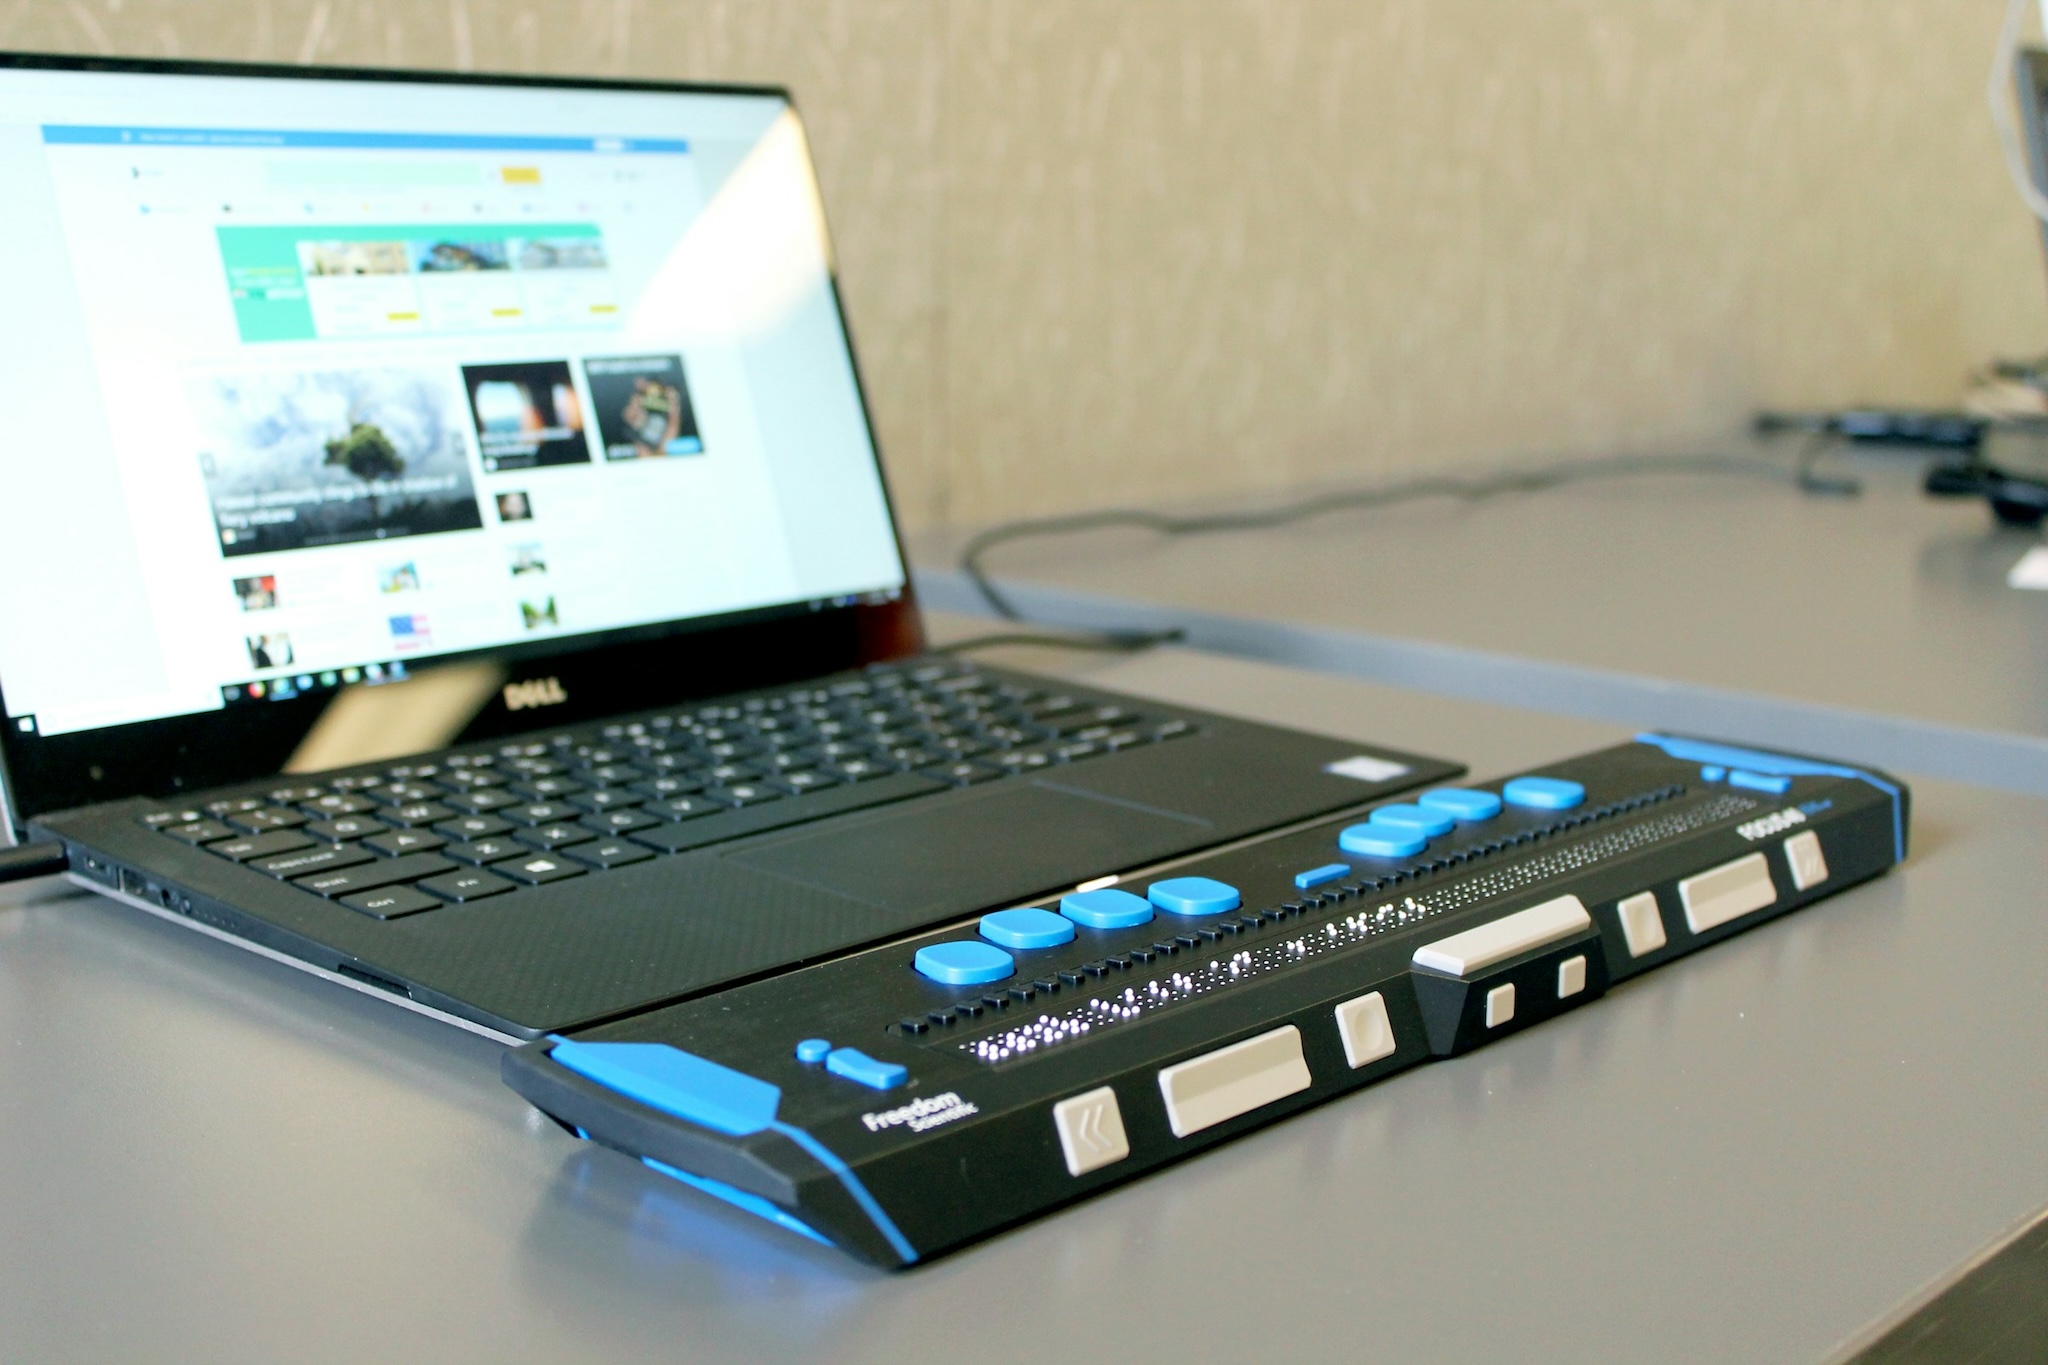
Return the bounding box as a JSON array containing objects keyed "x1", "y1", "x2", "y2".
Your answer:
[
  {"x1": 1728, "y1": 769, "x2": 1792, "y2": 795},
  {"x1": 643, "y1": 1158, "x2": 833, "y2": 1247},
  {"x1": 823, "y1": 1047, "x2": 908, "y2": 1090},
  {"x1": 768, "y1": 1121, "x2": 919, "y2": 1264},
  {"x1": 42, "y1": 124, "x2": 689, "y2": 153},
  {"x1": 543, "y1": 1038, "x2": 914, "y2": 1262},
  {"x1": 1294, "y1": 863, "x2": 1350, "y2": 890},
  {"x1": 1633, "y1": 733, "x2": 1906, "y2": 862},
  {"x1": 549, "y1": 1039, "x2": 780, "y2": 1136}
]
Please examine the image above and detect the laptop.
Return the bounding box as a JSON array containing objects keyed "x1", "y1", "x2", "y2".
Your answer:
[{"x1": 0, "y1": 52, "x2": 1456, "y2": 1042}]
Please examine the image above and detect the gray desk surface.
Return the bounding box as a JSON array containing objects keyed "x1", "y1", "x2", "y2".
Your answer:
[
  {"x1": 4, "y1": 641, "x2": 2044, "y2": 1364},
  {"x1": 915, "y1": 454, "x2": 2048, "y2": 791}
]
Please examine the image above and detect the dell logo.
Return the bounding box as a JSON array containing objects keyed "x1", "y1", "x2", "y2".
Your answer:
[{"x1": 503, "y1": 677, "x2": 568, "y2": 711}]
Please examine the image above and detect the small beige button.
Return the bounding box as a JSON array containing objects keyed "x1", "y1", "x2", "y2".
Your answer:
[
  {"x1": 1617, "y1": 892, "x2": 1667, "y2": 958},
  {"x1": 1334, "y1": 991, "x2": 1396, "y2": 1069},
  {"x1": 1052, "y1": 1087, "x2": 1129, "y2": 1176},
  {"x1": 1485, "y1": 983, "x2": 1516, "y2": 1028},
  {"x1": 1784, "y1": 830, "x2": 1829, "y2": 891},
  {"x1": 1557, "y1": 955, "x2": 1587, "y2": 998}
]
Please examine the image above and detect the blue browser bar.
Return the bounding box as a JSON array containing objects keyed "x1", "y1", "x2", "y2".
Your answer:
[{"x1": 40, "y1": 125, "x2": 688, "y2": 153}]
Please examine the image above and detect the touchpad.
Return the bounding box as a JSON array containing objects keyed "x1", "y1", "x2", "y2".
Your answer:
[{"x1": 728, "y1": 782, "x2": 1212, "y2": 914}]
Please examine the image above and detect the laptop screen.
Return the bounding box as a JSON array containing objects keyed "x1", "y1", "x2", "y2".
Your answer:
[{"x1": 0, "y1": 62, "x2": 907, "y2": 761}]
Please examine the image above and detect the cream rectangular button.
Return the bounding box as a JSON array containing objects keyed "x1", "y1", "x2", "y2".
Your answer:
[
  {"x1": 1157, "y1": 1026, "x2": 1312, "y2": 1138},
  {"x1": 1679, "y1": 852, "x2": 1776, "y2": 932},
  {"x1": 1617, "y1": 891, "x2": 1667, "y2": 958},
  {"x1": 1784, "y1": 830, "x2": 1829, "y2": 890},
  {"x1": 1410, "y1": 894, "x2": 1592, "y2": 977},
  {"x1": 1334, "y1": 992, "x2": 1396, "y2": 1069},
  {"x1": 1052, "y1": 1087, "x2": 1130, "y2": 1176}
]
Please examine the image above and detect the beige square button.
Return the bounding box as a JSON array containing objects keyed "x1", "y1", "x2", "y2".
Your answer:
[
  {"x1": 1485, "y1": 982, "x2": 1516, "y2": 1028},
  {"x1": 1784, "y1": 830, "x2": 1829, "y2": 890},
  {"x1": 1334, "y1": 991, "x2": 1397, "y2": 1069},
  {"x1": 1052, "y1": 1087, "x2": 1130, "y2": 1177},
  {"x1": 1557, "y1": 954, "x2": 1587, "y2": 998}
]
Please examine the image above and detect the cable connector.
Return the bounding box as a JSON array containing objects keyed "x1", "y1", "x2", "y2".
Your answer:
[{"x1": 0, "y1": 841, "x2": 66, "y2": 884}]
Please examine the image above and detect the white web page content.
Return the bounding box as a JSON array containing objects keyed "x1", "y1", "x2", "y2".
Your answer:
[{"x1": 0, "y1": 71, "x2": 904, "y2": 739}]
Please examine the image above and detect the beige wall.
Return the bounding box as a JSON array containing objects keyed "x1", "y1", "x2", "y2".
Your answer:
[{"x1": 6, "y1": 0, "x2": 2043, "y2": 530}]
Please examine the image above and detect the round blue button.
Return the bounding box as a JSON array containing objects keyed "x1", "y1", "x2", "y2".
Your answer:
[
  {"x1": 1338, "y1": 822, "x2": 1427, "y2": 858},
  {"x1": 1147, "y1": 876, "x2": 1242, "y2": 916},
  {"x1": 794, "y1": 1037, "x2": 832, "y2": 1064},
  {"x1": 1060, "y1": 887, "x2": 1155, "y2": 929},
  {"x1": 1502, "y1": 776, "x2": 1585, "y2": 810},
  {"x1": 979, "y1": 906, "x2": 1077, "y2": 949},
  {"x1": 1700, "y1": 765, "x2": 1727, "y2": 782},
  {"x1": 1367, "y1": 803, "x2": 1456, "y2": 837},
  {"x1": 1416, "y1": 787, "x2": 1504, "y2": 821},
  {"x1": 914, "y1": 940, "x2": 1016, "y2": 985}
]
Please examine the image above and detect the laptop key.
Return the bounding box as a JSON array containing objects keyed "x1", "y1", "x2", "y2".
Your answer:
[
  {"x1": 294, "y1": 852, "x2": 456, "y2": 898},
  {"x1": 496, "y1": 854, "x2": 586, "y2": 886},
  {"x1": 568, "y1": 788, "x2": 641, "y2": 814},
  {"x1": 518, "y1": 822, "x2": 594, "y2": 851},
  {"x1": 253, "y1": 844, "x2": 375, "y2": 879},
  {"x1": 364, "y1": 829, "x2": 447, "y2": 857},
  {"x1": 509, "y1": 776, "x2": 585, "y2": 800},
  {"x1": 206, "y1": 797, "x2": 268, "y2": 816},
  {"x1": 704, "y1": 783, "x2": 782, "y2": 808},
  {"x1": 444, "y1": 787, "x2": 520, "y2": 814},
  {"x1": 160, "y1": 819, "x2": 238, "y2": 845},
  {"x1": 226, "y1": 806, "x2": 308, "y2": 834},
  {"x1": 632, "y1": 775, "x2": 704, "y2": 799},
  {"x1": 379, "y1": 800, "x2": 455, "y2": 827},
  {"x1": 302, "y1": 793, "x2": 376, "y2": 817},
  {"x1": 647, "y1": 794, "x2": 721, "y2": 821},
  {"x1": 562, "y1": 839, "x2": 655, "y2": 871},
  {"x1": 338, "y1": 885, "x2": 440, "y2": 920},
  {"x1": 771, "y1": 770, "x2": 837, "y2": 794},
  {"x1": 417, "y1": 869, "x2": 517, "y2": 903},
  {"x1": 920, "y1": 761, "x2": 1003, "y2": 787},
  {"x1": 379, "y1": 782, "x2": 439, "y2": 804},
  {"x1": 504, "y1": 801, "x2": 575, "y2": 827},
  {"x1": 821, "y1": 759, "x2": 889, "y2": 782},
  {"x1": 267, "y1": 785, "x2": 326, "y2": 804},
  {"x1": 580, "y1": 809, "x2": 661, "y2": 836},
  {"x1": 211, "y1": 829, "x2": 316, "y2": 862},
  {"x1": 443, "y1": 837, "x2": 524, "y2": 866},
  {"x1": 435, "y1": 814, "x2": 511, "y2": 840},
  {"x1": 307, "y1": 815, "x2": 388, "y2": 841}
]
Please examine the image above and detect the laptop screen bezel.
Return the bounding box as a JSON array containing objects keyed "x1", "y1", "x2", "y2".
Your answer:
[{"x1": 0, "y1": 50, "x2": 926, "y2": 831}]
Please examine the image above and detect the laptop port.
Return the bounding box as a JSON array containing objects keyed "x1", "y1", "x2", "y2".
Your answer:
[{"x1": 119, "y1": 867, "x2": 145, "y2": 897}]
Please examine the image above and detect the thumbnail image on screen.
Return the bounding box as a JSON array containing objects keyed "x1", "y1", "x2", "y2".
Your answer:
[
  {"x1": 462, "y1": 360, "x2": 592, "y2": 471},
  {"x1": 583, "y1": 354, "x2": 704, "y2": 460},
  {"x1": 190, "y1": 368, "x2": 485, "y2": 557}
]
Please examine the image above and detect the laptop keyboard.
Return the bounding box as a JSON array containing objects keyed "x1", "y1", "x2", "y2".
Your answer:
[{"x1": 135, "y1": 661, "x2": 1197, "y2": 921}]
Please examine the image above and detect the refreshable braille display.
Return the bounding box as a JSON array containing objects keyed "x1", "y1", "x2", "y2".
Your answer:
[{"x1": 503, "y1": 733, "x2": 1909, "y2": 1266}]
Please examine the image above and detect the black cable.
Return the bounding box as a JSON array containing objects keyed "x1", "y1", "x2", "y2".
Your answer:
[
  {"x1": 957, "y1": 449, "x2": 1814, "y2": 625},
  {"x1": 0, "y1": 841, "x2": 66, "y2": 884}
]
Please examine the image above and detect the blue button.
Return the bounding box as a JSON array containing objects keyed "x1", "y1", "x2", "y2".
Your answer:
[
  {"x1": 824, "y1": 1047, "x2": 908, "y2": 1090},
  {"x1": 1417, "y1": 787, "x2": 1503, "y2": 821},
  {"x1": 1502, "y1": 776, "x2": 1585, "y2": 810},
  {"x1": 794, "y1": 1037, "x2": 831, "y2": 1064},
  {"x1": 548, "y1": 1040, "x2": 781, "y2": 1136},
  {"x1": 913, "y1": 940, "x2": 1016, "y2": 985},
  {"x1": 1700, "y1": 765, "x2": 1727, "y2": 782},
  {"x1": 979, "y1": 906, "x2": 1076, "y2": 949},
  {"x1": 1294, "y1": 863, "x2": 1351, "y2": 890},
  {"x1": 1060, "y1": 887, "x2": 1155, "y2": 929},
  {"x1": 1728, "y1": 769, "x2": 1792, "y2": 795},
  {"x1": 1368, "y1": 803, "x2": 1456, "y2": 837},
  {"x1": 1148, "y1": 876, "x2": 1242, "y2": 916},
  {"x1": 1338, "y1": 822, "x2": 1427, "y2": 858}
]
